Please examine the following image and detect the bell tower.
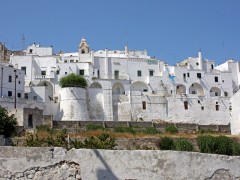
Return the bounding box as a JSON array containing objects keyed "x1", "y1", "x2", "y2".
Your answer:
[{"x1": 79, "y1": 37, "x2": 89, "y2": 54}]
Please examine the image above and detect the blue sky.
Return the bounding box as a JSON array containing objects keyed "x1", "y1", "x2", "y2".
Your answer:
[{"x1": 0, "y1": 0, "x2": 240, "y2": 65}]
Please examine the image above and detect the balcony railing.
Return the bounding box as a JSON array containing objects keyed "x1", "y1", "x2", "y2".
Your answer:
[{"x1": 35, "y1": 75, "x2": 55, "y2": 79}]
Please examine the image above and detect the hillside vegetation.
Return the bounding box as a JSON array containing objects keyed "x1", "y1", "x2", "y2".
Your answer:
[{"x1": 13, "y1": 124, "x2": 240, "y2": 156}]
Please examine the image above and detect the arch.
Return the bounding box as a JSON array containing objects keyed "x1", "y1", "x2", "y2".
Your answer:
[
  {"x1": 36, "y1": 80, "x2": 54, "y2": 103},
  {"x1": 112, "y1": 82, "x2": 125, "y2": 94},
  {"x1": 130, "y1": 81, "x2": 148, "y2": 92},
  {"x1": 176, "y1": 84, "x2": 186, "y2": 95},
  {"x1": 210, "y1": 87, "x2": 221, "y2": 97},
  {"x1": 189, "y1": 83, "x2": 204, "y2": 96},
  {"x1": 37, "y1": 80, "x2": 53, "y2": 87},
  {"x1": 90, "y1": 82, "x2": 102, "y2": 89}
]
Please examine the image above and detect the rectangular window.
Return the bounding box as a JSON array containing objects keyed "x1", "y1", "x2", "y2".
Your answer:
[
  {"x1": 17, "y1": 93, "x2": 21, "y2": 98},
  {"x1": 24, "y1": 93, "x2": 28, "y2": 99},
  {"x1": 18, "y1": 81, "x2": 21, "y2": 84},
  {"x1": 8, "y1": 91, "x2": 12, "y2": 97},
  {"x1": 70, "y1": 60, "x2": 74, "y2": 63},
  {"x1": 8, "y1": 75, "x2": 12, "y2": 82},
  {"x1": 216, "y1": 105, "x2": 219, "y2": 111},
  {"x1": 201, "y1": 106, "x2": 204, "y2": 110},
  {"x1": 183, "y1": 73, "x2": 186, "y2": 79},
  {"x1": 41, "y1": 71, "x2": 46, "y2": 75},
  {"x1": 97, "y1": 70, "x2": 100, "y2": 78},
  {"x1": 79, "y1": 69, "x2": 85, "y2": 76},
  {"x1": 64, "y1": 60, "x2": 67, "y2": 63},
  {"x1": 142, "y1": 101, "x2": 146, "y2": 110},
  {"x1": 224, "y1": 92, "x2": 228, "y2": 97},
  {"x1": 137, "y1": 70, "x2": 142, "y2": 77},
  {"x1": 187, "y1": 73, "x2": 190, "y2": 77},
  {"x1": 21, "y1": 67, "x2": 26, "y2": 75},
  {"x1": 197, "y1": 73, "x2": 201, "y2": 78},
  {"x1": 149, "y1": 70, "x2": 154, "y2": 76},
  {"x1": 28, "y1": 114, "x2": 33, "y2": 128},
  {"x1": 56, "y1": 70, "x2": 60, "y2": 75},
  {"x1": 215, "y1": 76, "x2": 218, "y2": 82},
  {"x1": 211, "y1": 64, "x2": 214, "y2": 69},
  {"x1": 114, "y1": 70, "x2": 119, "y2": 79},
  {"x1": 184, "y1": 101, "x2": 188, "y2": 110}
]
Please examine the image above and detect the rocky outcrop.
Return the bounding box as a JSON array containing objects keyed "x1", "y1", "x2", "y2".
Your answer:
[{"x1": 1, "y1": 147, "x2": 240, "y2": 179}]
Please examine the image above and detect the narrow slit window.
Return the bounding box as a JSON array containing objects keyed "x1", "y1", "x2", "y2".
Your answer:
[
  {"x1": 28, "y1": 114, "x2": 33, "y2": 128},
  {"x1": 184, "y1": 101, "x2": 188, "y2": 110},
  {"x1": 142, "y1": 101, "x2": 146, "y2": 110}
]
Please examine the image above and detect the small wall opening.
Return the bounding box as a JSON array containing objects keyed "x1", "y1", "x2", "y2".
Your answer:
[
  {"x1": 184, "y1": 101, "x2": 188, "y2": 110},
  {"x1": 28, "y1": 114, "x2": 33, "y2": 128},
  {"x1": 142, "y1": 101, "x2": 146, "y2": 110}
]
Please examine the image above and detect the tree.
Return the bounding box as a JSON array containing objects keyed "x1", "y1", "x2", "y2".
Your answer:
[
  {"x1": 59, "y1": 73, "x2": 87, "y2": 88},
  {"x1": 0, "y1": 107, "x2": 17, "y2": 137}
]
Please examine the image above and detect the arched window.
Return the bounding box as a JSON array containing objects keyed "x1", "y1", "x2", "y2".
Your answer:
[{"x1": 112, "y1": 83, "x2": 124, "y2": 95}]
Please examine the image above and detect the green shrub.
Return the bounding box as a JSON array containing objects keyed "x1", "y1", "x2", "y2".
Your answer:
[
  {"x1": 197, "y1": 135, "x2": 233, "y2": 155},
  {"x1": 143, "y1": 127, "x2": 160, "y2": 135},
  {"x1": 165, "y1": 125, "x2": 178, "y2": 134},
  {"x1": 214, "y1": 136, "x2": 233, "y2": 156},
  {"x1": 198, "y1": 129, "x2": 214, "y2": 134},
  {"x1": 197, "y1": 135, "x2": 216, "y2": 153},
  {"x1": 113, "y1": 126, "x2": 136, "y2": 134},
  {"x1": 159, "y1": 137, "x2": 175, "y2": 150},
  {"x1": 232, "y1": 142, "x2": 240, "y2": 156},
  {"x1": 0, "y1": 107, "x2": 18, "y2": 137},
  {"x1": 86, "y1": 123, "x2": 104, "y2": 131},
  {"x1": 71, "y1": 133, "x2": 116, "y2": 149},
  {"x1": 59, "y1": 73, "x2": 87, "y2": 88},
  {"x1": 174, "y1": 138, "x2": 194, "y2": 152},
  {"x1": 25, "y1": 129, "x2": 68, "y2": 149}
]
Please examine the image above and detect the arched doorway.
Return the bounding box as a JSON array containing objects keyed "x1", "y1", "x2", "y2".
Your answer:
[
  {"x1": 210, "y1": 87, "x2": 221, "y2": 97},
  {"x1": 176, "y1": 84, "x2": 186, "y2": 95},
  {"x1": 89, "y1": 82, "x2": 104, "y2": 121},
  {"x1": 189, "y1": 83, "x2": 204, "y2": 96},
  {"x1": 130, "y1": 81, "x2": 148, "y2": 92}
]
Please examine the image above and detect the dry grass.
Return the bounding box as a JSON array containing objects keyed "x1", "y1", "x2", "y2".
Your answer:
[{"x1": 68, "y1": 130, "x2": 231, "y2": 140}]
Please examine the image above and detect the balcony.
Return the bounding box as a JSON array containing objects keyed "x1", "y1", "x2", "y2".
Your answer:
[{"x1": 35, "y1": 75, "x2": 55, "y2": 79}]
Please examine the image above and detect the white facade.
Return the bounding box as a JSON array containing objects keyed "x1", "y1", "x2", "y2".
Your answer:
[
  {"x1": 0, "y1": 64, "x2": 25, "y2": 105},
  {"x1": 9, "y1": 38, "x2": 240, "y2": 128}
]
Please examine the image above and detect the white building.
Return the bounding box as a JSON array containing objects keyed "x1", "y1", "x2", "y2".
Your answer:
[
  {"x1": 0, "y1": 64, "x2": 25, "y2": 109},
  {"x1": 9, "y1": 38, "x2": 238, "y2": 127}
]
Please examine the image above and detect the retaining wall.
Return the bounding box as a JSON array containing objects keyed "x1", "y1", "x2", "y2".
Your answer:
[
  {"x1": 52, "y1": 121, "x2": 231, "y2": 133},
  {"x1": 0, "y1": 147, "x2": 240, "y2": 179}
]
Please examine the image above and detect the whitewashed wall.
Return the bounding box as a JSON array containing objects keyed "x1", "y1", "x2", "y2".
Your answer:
[{"x1": 58, "y1": 87, "x2": 89, "y2": 121}]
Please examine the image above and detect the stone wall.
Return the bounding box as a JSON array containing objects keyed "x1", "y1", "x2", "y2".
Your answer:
[
  {"x1": 52, "y1": 121, "x2": 231, "y2": 134},
  {"x1": 0, "y1": 147, "x2": 240, "y2": 179}
]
